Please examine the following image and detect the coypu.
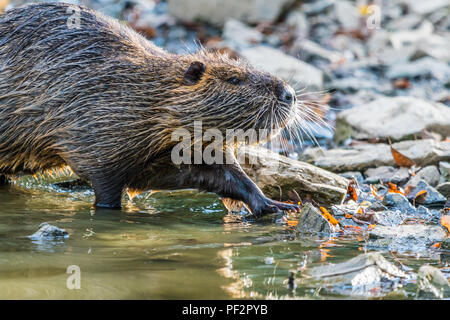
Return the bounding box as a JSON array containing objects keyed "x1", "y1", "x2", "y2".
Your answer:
[{"x1": 0, "y1": 3, "x2": 304, "y2": 217}]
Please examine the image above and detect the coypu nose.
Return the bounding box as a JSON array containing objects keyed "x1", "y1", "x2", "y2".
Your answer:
[{"x1": 277, "y1": 85, "x2": 296, "y2": 105}]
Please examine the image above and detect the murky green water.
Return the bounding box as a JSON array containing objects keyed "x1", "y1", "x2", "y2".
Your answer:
[{"x1": 0, "y1": 174, "x2": 445, "y2": 299}]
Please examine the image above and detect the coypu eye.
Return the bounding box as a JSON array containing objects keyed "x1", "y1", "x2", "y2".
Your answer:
[{"x1": 227, "y1": 77, "x2": 243, "y2": 86}]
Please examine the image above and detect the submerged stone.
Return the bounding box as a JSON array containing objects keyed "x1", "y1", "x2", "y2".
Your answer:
[
  {"x1": 302, "y1": 252, "x2": 408, "y2": 297},
  {"x1": 28, "y1": 223, "x2": 69, "y2": 240},
  {"x1": 417, "y1": 265, "x2": 450, "y2": 299}
]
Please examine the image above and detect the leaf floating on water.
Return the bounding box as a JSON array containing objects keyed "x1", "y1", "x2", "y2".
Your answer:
[
  {"x1": 441, "y1": 215, "x2": 450, "y2": 232},
  {"x1": 388, "y1": 138, "x2": 416, "y2": 168}
]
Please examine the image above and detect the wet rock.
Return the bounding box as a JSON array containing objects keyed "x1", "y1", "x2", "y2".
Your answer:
[
  {"x1": 405, "y1": 180, "x2": 446, "y2": 206},
  {"x1": 167, "y1": 0, "x2": 296, "y2": 25},
  {"x1": 440, "y1": 162, "x2": 450, "y2": 182},
  {"x1": 417, "y1": 265, "x2": 450, "y2": 299},
  {"x1": 369, "y1": 225, "x2": 447, "y2": 252},
  {"x1": 368, "y1": 201, "x2": 388, "y2": 212},
  {"x1": 436, "y1": 182, "x2": 450, "y2": 198},
  {"x1": 238, "y1": 146, "x2": 349, "y2": 206},
  {"x1": 300, "y1": 139, "x2": 450, "y2": 173},
  {"x1": 296, "y1": 203, "x2": 336, "y2": 234},
  {"x1": 222, "y1": 19, "x2": 263, "y2": 50},
  {"x1": 302, "y1": 253, "x2": 408, "y2": 297},
  {"x1": 339, "y1": 171, "x2": 364, "y2": 186},
  {"x1": 328, "y1": 77, "x2": 379, "y2": 93},
  {"x1": 374, "y1": 210, "x2": 407, "y2": 227},
  {"x1": 335, "y1": 97, "x2": 450, "y2": 142},
  {"x1": 239, "y1": 46, "x2": 323, "y2": 91},
  {"x1": 382, "y1": 193, "x2": 416, "y2": 214},
  {"x1": 443, "y1": 238, "x2": 450, "y2": 250},
  {"x1": 364, "y1": 166, "x2": 410, "y2": 184},
  {"x1": 28, "y1": 223, "x2": 69, "y2": 240},
  {"x1": 387, "y1": 57, "x2": 450, "y2": 82},
  {"x1": 405, "y1": 165, "x2": 441, "y2": 188}
]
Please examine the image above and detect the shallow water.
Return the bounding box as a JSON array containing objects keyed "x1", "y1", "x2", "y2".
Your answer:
[{"x1": 0, "y1": 175, "x2": 446, "y2": 300}]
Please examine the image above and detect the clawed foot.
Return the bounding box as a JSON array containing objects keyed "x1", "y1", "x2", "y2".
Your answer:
[{"x1": 250, "y1": 198, "x2": 301, "y2": 218}]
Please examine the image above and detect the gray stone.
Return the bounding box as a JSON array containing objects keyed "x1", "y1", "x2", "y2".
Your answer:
[
  {"x1": 440, "y1": 162, "x2": 450, "y2": 182},
  {"x1": 296, "y1": 203, "x2": 337, "y2": 234},
  {"x1": 405, "y1": 0, "x2": 450, "y2": 16},
  {"x1": 328, "y1": 77, "x2": 379, "y2": 93},
  {"x1": 364, "y1": 166, "x2": 410, "y2": 184},
  {"x1": 222, "y1": 19, "x2": 263, "y2": 50},
  {"x1": 303, "y1": 253, "x2": 408, "y2": 297},
  {"x1": 406, "y1": 165, "x2": 441, "y2": 187},
  {"x1": 334, "y1": 0, "x2": 360, "y2": 31},
  {"x1": 239, "y1": 146, "x2": 348, "y2": 206},
  {"x1": 387, "y1": 57, "x2": 450, "y2": 82},
  {"x1": 167, "y1": 0, "x2": 296, "y2": 25},
  {"x1": 335, "y1": 97, "x2": 450, "y2": 142},
  {"x1": 304, "y1": 252, "x2": 407, "y2": 279},
  {"x1": 301, "y1": 0, "x2": 335, "y2": 15},
  {"x1": 239, "y1": 46, "x2": 323, "y2": 91},
  {"x1": 293, "y1": 39, "x2": 344, "y2": 63},
  {"x1": 405, "y1": 180, "x2": 446, "y2": 205},
  {"x1": 29, "y1": 223, "x2": 69, "y2": 240},
  {"x1": 382, "y1": 193, "x2": 416, "y2": 214},
  {"x1": 437, "y1": 182, "x2": 450, "y2": 198},
  {"x1": 369, "y1": 225, "x2": 447, "y2": 244},
  {"x1": 339, "y1": 171, "x2": 364, "y2": 185},
  {"x1": 300, "y1": 139, "x2": 450, "y2": 173}
]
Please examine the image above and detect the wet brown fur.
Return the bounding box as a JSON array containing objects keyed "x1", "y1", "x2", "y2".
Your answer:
[{"x1": 0, "y1": 3, "x2": 301, "y2": 215}]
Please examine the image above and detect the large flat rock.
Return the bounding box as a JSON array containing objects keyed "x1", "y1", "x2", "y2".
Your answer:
[
  {"x1": 300, "y1": 139, "x2": 450, "y2": 172},
  {"x1": 167, "y1": 0, "x2": 295, "y2": 25},
  {"x1": 238, "y1": 145, "x2": 348, "y2": 206},
  {"x1": 335, "y1": 97, "x2": 450, "y2": 143}
]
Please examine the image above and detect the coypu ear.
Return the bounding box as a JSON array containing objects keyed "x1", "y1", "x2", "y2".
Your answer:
[{"x1": 183, "y1": 61, "x2": 206, "y2": 85}]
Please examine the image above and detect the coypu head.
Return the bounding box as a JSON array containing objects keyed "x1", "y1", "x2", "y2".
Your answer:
[{"x1": 165, "y1": 50, "x2": 301, "y2": 143}]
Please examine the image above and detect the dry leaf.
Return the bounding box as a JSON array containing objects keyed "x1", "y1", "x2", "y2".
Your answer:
[
  {"x1": 319, "y1": 207, "x2": 339, "y2": 226},
  {"x1": 441, "y1": 215, "x2": 450, "y2": 232},
  {"x1": 388, "y1": 182, "x2": 404, "y2": 195},
  {"x1": 389, "y1": 138, "x2": 416, "y2": 168},
  {"x1": 431, "y1": 242, "x2": 441, "y2": 249}
]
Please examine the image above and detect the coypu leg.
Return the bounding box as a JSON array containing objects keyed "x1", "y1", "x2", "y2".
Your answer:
[
  {"x1": 185, "y1": 163, "x2": 301, "y2": 217},
  {"x1": 92, "y1": 181, "x2": 124, "y2": 209},
  {"x1": 83, "y1": 169, "x2": 125, "y2": 209},
  {"x1": 146, "y1": 162, "x2": 301, "y2": 218},
  {"x1": 0, "y1": 174, "x2": 8, "y2": 186}
]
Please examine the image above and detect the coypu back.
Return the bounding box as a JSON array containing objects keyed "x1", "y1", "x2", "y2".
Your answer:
[{"x1": 0, "y1": 3, "x2": 179, "y2": 175}]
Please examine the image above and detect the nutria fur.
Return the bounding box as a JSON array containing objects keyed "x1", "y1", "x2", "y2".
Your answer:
[{"x1": 0, "y1": 3, "x2": 302, "y2": 216}]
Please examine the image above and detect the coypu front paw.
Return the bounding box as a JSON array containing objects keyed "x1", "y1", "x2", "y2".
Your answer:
[{"x1": 251, "y1": 198, "x2": 301, "y2": 218}]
